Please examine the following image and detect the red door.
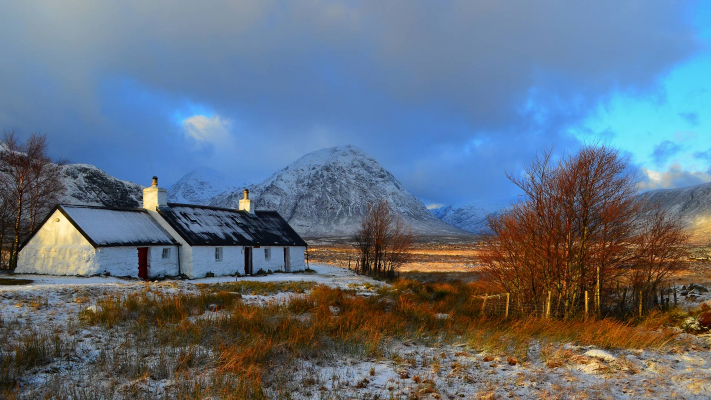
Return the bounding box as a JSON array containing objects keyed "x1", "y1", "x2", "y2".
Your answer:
[
  {"x1": 138, "y1": 247, "x2": 148, "y2": 280},
  {"x1": 244, "y1": 247, "x2": 252, "y2": 275}
]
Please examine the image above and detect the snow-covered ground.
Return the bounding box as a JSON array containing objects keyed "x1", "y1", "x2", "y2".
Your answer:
[{"x1": 1, "y1": 265, "x2": 710, "y2": 399}]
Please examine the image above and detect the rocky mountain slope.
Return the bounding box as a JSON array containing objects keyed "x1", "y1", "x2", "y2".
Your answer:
[
  {"x1": 430, "y1": 202, "x2": 505, "y2": 234},
  {"x1": 210, "y1": 145, "x2": 469, "y2": 237},
  {"x1": 61, "y1": 164, "x2": 144, "y2": 208},
  {"x1": 168, "y1": 167, "x2": 235, "y2": 205},
  {"x1": 641, "y1": 182, "x2": 711, "y2": 245}
]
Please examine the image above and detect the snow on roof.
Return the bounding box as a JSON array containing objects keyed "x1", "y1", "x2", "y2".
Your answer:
[
  {"x1": 158, "y1": 203, "x2": 307, "y2": 247},
  {"x1": 59, "y1": 205, "x2": 177, "y2": 247}
]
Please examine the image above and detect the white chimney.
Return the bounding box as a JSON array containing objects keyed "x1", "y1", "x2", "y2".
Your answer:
[
  {"x1": 238, "y1": 189, "x2": 253, "y2": 214},
  {"x1": 143, "y1": 176, "x2": 167, "y2": 211}
]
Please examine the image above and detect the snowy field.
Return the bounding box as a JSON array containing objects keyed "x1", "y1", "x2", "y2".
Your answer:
[{"x1": 1, "y1": 264, "x2": 710, "y2": 399}]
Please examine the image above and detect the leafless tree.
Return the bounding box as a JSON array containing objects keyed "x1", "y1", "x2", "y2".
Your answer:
[
  {"x1": 353, "y1": 199, "x2": 413, "y2": 279},
  {"x1": 481, "y1": 145, "x2": 688, "y2": 318},
  {"x1": 0, "y1": 132, "x2": 66, "y2": 270}
]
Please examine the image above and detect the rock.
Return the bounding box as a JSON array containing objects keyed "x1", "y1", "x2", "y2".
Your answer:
[
  {"x1": 584, "y1": 349, "x2": 616, "y2": 362},
  {"x1": 86, "y1": 305, "x2": 102, "y2": 313},
  {"x1": 681, "y1": 317, "x2": 703, "y2": 333},
  {"x1": 688, "y1": 284, "x2": 708, "y2": 293},
  {"x1": 435, "y1": 313, "x2": 450, "y2": 320}
]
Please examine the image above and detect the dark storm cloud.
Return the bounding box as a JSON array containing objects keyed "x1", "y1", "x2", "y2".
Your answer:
[{"x1": 0, "y1": 1, "x2": 700, "y2": 205}]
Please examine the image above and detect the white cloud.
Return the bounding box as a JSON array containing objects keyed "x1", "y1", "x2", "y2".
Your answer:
[
  {"x1": 637, "y1": 164, "x2": 711, "y2": 191},
  {"x1": 182, "y1": 115, "x2": 233, "y2": 147}
]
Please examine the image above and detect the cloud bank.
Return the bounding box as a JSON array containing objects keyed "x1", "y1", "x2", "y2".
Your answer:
[{"x1": 0, "y1": 0, "x2": 702, "y2": 205}]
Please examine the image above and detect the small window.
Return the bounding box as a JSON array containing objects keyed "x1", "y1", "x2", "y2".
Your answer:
[
  {"x1": 265, "y1": 248, "x2": 271, "y2": 260},
  {"x1": 215, "y1": 247, "x2": 223, "y2": 262},
  {"x1": 161, "y1": 248, "x2": 171, "y2": 259}
]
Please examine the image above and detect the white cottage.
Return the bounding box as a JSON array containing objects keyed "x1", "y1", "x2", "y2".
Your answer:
[{"x1": 17, "y1": 177, "x2": 308, "y2": 279}]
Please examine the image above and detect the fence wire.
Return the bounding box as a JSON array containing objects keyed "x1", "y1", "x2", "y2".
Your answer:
[{"x1": 475, "y1": 285, "x2": 682, "y2": 319}]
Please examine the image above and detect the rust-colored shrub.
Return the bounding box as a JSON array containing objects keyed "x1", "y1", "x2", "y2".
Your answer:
[{"x1": 698, "y1": 312, "x2": 711, "y2": 329}]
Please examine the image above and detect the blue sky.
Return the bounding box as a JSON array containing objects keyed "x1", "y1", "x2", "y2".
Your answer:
[{"x1": 0, "y1": 1, "x2": 709, "y2": 207}]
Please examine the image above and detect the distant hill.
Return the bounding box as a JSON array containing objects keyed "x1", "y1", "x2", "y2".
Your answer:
[
  {"x1": 641, "y1": 182, "x2": 711, "y2": 245},
  {"x1": 430, "y1": 202, "x2": 505, "y2": 234},
  {"x1": 168, "y1": 167, "x2": 235, "y2": 205}
]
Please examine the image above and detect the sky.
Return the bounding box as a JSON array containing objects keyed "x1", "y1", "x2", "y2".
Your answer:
[{"x1": 0, "y1": 1, "x2": 709, "y2": 208}]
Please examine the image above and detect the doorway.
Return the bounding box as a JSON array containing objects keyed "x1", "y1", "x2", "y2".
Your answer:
[
  {"x1": 137, "y1": 247, "x2": 149, "y2": 280},
  {"x1": 284, "y1": 247, "x2": 291, "y2": 272},
  {"x1": 244, "y1": 247, "x2": 253, "y2": 275}
]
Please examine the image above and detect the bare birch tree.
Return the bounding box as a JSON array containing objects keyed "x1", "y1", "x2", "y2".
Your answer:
[
  {"x1": 353, "y1": 199, "x2": 413, "y2": 279},
  {"x1": 0, "y1": 132, "x2": 66, "y2": 270},
  {"x1": 481, "y1": 145, "x2": 688, "y2": 318}
]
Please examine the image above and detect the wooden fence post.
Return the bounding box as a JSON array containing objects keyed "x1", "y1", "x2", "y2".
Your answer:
[
  {"x1": 584, "y1": 290, "x2": 589, "y2": 320},
  {"x1": 505, "y1": 293, "x2": 510, "y2": 318},
  {"x1": 638, "y1": 291, "x2": 643, "y2": 318},
  {"x1": 482, "y1": 294, "x2": 487, "y2": 316},
  {"x1": 673, "y1": 285, "x2": 677, "y2": 306},
  {"x1": 546, "y1": 291, "x2": 551, "y2": 318}
]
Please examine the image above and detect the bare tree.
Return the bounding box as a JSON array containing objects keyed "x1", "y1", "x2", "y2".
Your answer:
[
  {"x1": 353, "y1": 199, "x2": 413, "y2": 279},
  {"x1": 481, "y1": 145, "x2": 688, "y2": 318},
  {"x1": 0, "y1": 132, "x2": 66, "y2": 270}
]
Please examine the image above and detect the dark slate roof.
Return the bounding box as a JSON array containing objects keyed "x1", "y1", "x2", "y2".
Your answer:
[
  {"x1": 24, "y1": 205, "x2": 178, "y2": 248},
  {"x1": 157, "y1": 203, "x2": 308, "y2": 247}
]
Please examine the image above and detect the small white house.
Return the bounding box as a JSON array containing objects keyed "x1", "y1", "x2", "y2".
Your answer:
[
  {"x1": 17, "y1": 205, "x2": 179, "y2": 278},
  {"x1": 17, "y1": 177, "x2": 308, "y2": 279}
]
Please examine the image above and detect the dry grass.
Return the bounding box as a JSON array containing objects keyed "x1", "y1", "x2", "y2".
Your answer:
[
  {"x1": 62, "y1": 281, "x2": 686, "y2": 397},
  {"x1": 0, "y1": 328, "x2": 74, "y2": 391},
  {"x1": 1, "y1": 277, "x2": 689, "y2": 399}
]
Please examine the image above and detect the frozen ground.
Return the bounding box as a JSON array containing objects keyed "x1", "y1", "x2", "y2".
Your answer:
[{"x1": 1, "y1": 264, "x2": 710, "y2": 399}]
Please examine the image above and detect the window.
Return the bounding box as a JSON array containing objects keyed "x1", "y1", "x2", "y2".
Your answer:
[
  {"x1": 161, "y1": 248, "x2": 171, "y2": 259},
  {"x1": 264, "y1": 248, "x2": 271, "y2": 260},
  {"x1": 215, "y1": 247, "x2": 223, "y2": 262}
]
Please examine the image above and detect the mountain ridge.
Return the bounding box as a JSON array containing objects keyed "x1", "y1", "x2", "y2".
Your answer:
[{"x1": 210, "y1": 145, "x2": 470, "y2": 237}]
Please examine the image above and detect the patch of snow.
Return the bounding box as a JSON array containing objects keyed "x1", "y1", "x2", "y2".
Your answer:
[{"x1": 584, "y1": 349, "x2": 617, "y2": 362}]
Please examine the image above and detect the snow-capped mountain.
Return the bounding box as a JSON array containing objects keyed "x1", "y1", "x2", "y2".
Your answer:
[
  {"x1": 168, "y1": 167, "x2": 235, "y2": 205},
  {"x1": 641, "y1": 182, "x2": 711, "y2": 244},
  {"x1": 210, "y1": 145, "x2": 470, "y2": 237},
  {"x1": 61, "y1": 164, "x2": 144, "y2": 208},
  {"x1": 430, "y1": 202, "x2": 505, "y2": 234}
]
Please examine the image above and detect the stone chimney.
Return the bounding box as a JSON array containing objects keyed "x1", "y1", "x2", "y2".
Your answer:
[
  {"x1": 143, "y1": 176, "x2": 167, "y2": 211},
  {"x1": 238, "y1": 189, "x2": 253, "y2": 214}
]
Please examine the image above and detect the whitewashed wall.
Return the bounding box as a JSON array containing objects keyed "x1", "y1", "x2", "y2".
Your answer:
[
  {"x1": 146, "y1": 209, "x2": 194, "y2": 277},
  {"x1": 289, "y1": 247, "x2": 307, "y2": 270},
  {"x1": 92, "y1": 247, "x2": 141, "y2": 277},
  {"x1": 191, "y1": 246, "x2": 244, "y2": 278},
  {"x1": 95, "y1": 246, "x2": 179, "y2": 278},
  {"x1": 149, "y1": 246, "x2": 180, "y2": 277},
  {"x1": 17, "y1": 210, "x2": 99, "y2": 275},
  {"x1": 247, "y1": 246, "x2": 303, "y2": 272}
]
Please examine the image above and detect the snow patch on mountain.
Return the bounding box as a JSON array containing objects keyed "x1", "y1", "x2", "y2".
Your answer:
[
  {"x1": 168, "y1": 167, "x2": 236, "y2": 205},
  {"x1": 210, "y1": 145, "x2": 469, "y2": 237},
  {"x1": 430, "y1": 201, "x2": 505, "y2": 234},
  {"x1": 640, "y1": 181, "x2": 711, "y2": 244},
  {"x1": 61, "y1": 164, "x2": 144, "y2": 208}
]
